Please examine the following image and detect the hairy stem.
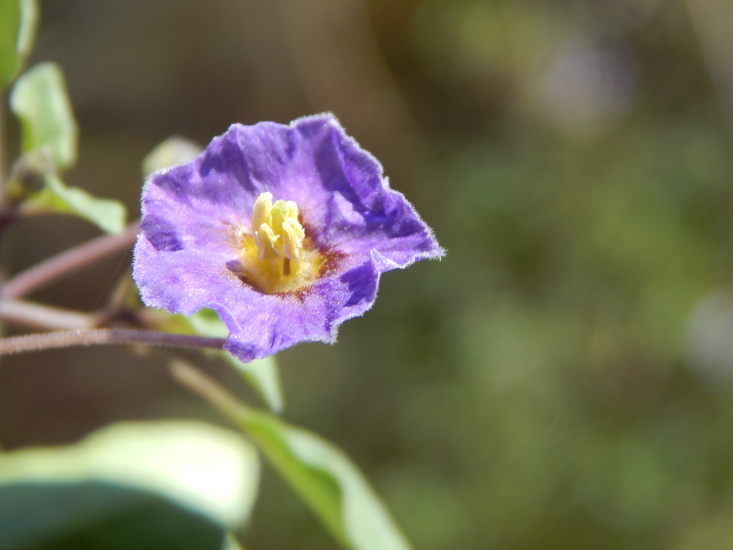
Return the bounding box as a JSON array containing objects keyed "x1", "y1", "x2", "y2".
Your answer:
[
  {"x1": 0, "y1": 329, "x2": 225, "y2": 356},
  {"x1": 1, "y1": 220, "x2": 140, "y2": 299}
]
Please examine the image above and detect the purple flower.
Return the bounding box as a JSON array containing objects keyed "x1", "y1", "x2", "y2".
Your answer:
[{"x1": 133, "y1": 114, "x2": 443, "y2": 362}]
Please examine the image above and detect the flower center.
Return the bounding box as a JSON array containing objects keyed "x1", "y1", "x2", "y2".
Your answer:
[
  {"x1": 236, "y1": 192, "x2": 322, "y2": 294},
  {"x1": 252, "y1": 191, "x2": 305, "y2": 274}
]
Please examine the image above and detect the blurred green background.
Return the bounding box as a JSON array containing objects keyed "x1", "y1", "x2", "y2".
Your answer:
[{"x1": 4, "y1": 0, "x2": 733, "y2": 548}]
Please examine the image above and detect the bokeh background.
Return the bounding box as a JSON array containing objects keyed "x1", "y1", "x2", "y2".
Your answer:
[{"x1": 3, "y1": 0, "x2": 733, "y2": 548}]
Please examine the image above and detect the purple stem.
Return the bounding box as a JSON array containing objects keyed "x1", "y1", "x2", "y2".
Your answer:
[
  {"x1": 0, "y1": 329, "x2": 225, "y2": 356},
  {"x1": 1, "y1": 220, "x2": 140, "y2": 299}
]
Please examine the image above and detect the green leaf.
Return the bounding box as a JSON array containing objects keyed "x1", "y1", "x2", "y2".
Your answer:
[
  {"x1": 0, "y1": 420, "x2": 260, "y2": 547},
  {"x1": 0, "y1": 482, "x2": 226, "y2": 549},
  {"x1": 10, "y1": 61, "x2": 126, "y2": 233},
  {"x1": 186, "y1": 308, "x2": 285, "y2": 414},
  {"x1": 237, "y1": 409, "x2": 413, "y2": 550},
  {"x1": 143, "y1": 136, "x2": 203, "y2": 176},
  {"x1": 0, "y1": 0, "x2": 38, "y2": 90},
  {"x1": 10, "y1": 61, "x2": 78, "y2": 170},
  {"x1": 0, "y1": 420, "x2": 260, "y2": 527},
  {"x1": 187, "y1": 307, "x2": 229, "y2": 339},
  {"x1": 27, "y1": 173, "x2": 127, "y2": 234}
]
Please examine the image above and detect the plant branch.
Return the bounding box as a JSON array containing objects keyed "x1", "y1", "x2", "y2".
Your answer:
[
  {"x1": 0, "y1": 298, "x2": 101, "y2": 330},
  {"x1": 1, "y1": 220, "x2": 140, "y2": 299},
  {"x1": 169, "y1": 358, "x2": 249, "y2": 423},
  {"x1": 0, "y1": 329, "x2": 225, "y2": 356},
  {"x1": 0, "y1": 95, "x2": 5, "y2": 195}
]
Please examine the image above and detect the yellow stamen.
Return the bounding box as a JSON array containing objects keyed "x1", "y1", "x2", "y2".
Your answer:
[
  {"x1": 281, "y1": 220, "x2": 302, "y2": 260},
  {"x1": 235, "y1": 192, "x2": 322, "y2": 294},
  {"x1": 255, "y1": 223, "x2": 280, "y2": 260},
  {"x1": 251, "y1": 192, "x2": 272, "y2": 229}
]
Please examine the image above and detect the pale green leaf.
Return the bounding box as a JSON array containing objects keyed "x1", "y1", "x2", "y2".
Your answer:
[
  {"x1": 143, "y1": 136, "x2": 203, "y2": 175},
  {"x1": 27, "y1": 173, "x2": 127, "y2": 234},
  {"x1": 238, "y1": 409, "x2": 413, "y2": 550},
  {"x1": 0, "y1": 0, "x2": 38, "y2": 89},
  {"x1": 0, "y1": 420, "x2": 260, "y2": 529},
  {"x1": 187, "y1": 307, "x2": 229, "y2": 339},
  {"x1": 10, "y1": 61, "x2": 78, "y2": 170}
]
